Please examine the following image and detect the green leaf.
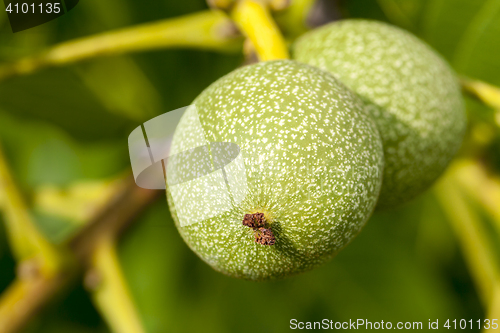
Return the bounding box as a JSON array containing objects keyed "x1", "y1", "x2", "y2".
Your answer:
[
  {"x1": 0, "y1": 111, "x2": 127, "y2": 188},
  {"x1": 453, "y1": 0, "x2": 500, "y2": 86},
  {"x1": 32, "y1": 212, "x2": 78, "y2": 244},
  {"x1": 342, "y1": 0, "x2": 389, "y2": 22},
  {"x1": 420, "y1": 0, "x2": 485, "y2": 61},
  {"x1": 20, "y1": 283, "x2": 110, "y2": 333},
  {"x1": 0, "y1": 110, "x2": 127, "y2": 242},
  {"x1": 75, "y1": 56, "x2": 162, "y2": 122},
  {"x1": 0, "y1": 68, "x2": 136, "y2": 142},
  {"x1": 376, "y1": 0, "x2": 425, "y2": 32},
  {"x1": 119, "y1": 202, "x2": 181, "y2": 333}
]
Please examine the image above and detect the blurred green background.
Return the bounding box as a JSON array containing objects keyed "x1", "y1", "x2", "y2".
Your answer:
[{"x1": 0, "y1": 0, "x2": 499, "y2": 332}]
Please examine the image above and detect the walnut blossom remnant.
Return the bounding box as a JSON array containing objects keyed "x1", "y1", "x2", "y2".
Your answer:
[
  {"x1": 254, "y1": 228, "x2": 276, "y2": 246},
  {"x1": 242, "y1": 213, "x2": 276, "y2": 246},
  {"x1": 242, "y1": 212, "x2": 265, "y2": 228}
]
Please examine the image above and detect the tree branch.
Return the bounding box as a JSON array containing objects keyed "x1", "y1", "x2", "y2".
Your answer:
[
  {"x1": 0, "y1": 272, "x2": 72, "y2": 333},
  {"x1": 86, "y1": 238, "x2": 146, "y2": 333},
  {"x1": 0, "y1": 142, "x2": 65, "y2": 276},
  {"x1": 435, "y1": 168, "x2": 499, "y2": 307},
  {"x1": 0, "y1": 10, "x2": 242, "y2": 82},
  {"x1": 231, "y1": 0, "x2": 290, "y2": 60},
  {"x1": 0, "y1": 176, "x2": 160, "y2": 333},
  {"x1": 461, "y1": 78, "x2": 500, "y2": 129}
]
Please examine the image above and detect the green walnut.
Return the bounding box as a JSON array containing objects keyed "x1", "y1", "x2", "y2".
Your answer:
[
  {"x1": 293, "y1": 19, "x2": 467, "y2": 209},
  {"x1": 166, "y1": 60, "x2": 384, "y2": 281}
]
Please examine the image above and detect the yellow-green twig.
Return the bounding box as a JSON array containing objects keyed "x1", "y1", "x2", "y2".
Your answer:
[
  {"x1": 452, "y1": 160, "x2": 500, "y2": 229},
  {"x1": 450, "y1": 160, "x2": 500, "y2": 327},
  {"x1": 86, "y1": 238, "x2": 145, "y2": 333},
  {"x1": 484, "y1": 286, "x2": 500, "y2": 332},
  {"x1": 34, "y1": 179, "x2": 123, "y2": 226},
  {"x1": 435, "y1": 168, "x2": 499, "y2": 307},
  {"x1": 0, "y1": 10, "x2": 242, "y2": 81},
  {"x1": 461, "y1": 78, "x2": 500, "y2": 126},
  {"x1": 232, "y1": 0, "x2": 290, "y2": 60},
  {"x1": 0, "y1": 271, "x2": 71, "y2": 333},
  {"x1": 0, "y1": 142, "x2": 65, "y2": 277},
  {"x1": 0, "y1": 176, "x2": 158, "y2": 333},
  {"x1": 0, "y1": 141, "x2": 74, "y2": 333}
]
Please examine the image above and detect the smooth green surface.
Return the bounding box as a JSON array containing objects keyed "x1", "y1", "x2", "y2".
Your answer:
[{"x1": 293, "y1": 20, "x2": 467, "y2": 209}]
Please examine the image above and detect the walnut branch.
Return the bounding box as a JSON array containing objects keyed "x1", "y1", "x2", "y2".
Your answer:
[{"x1": 0, "y1": 176, "x2": 160, "y2": 333}]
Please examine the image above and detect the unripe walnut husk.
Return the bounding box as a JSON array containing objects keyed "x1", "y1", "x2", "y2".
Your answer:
[
  {"x1": 294, "y1": 19, "x2": 467, "y2": 210},
  {"x1": 167, "y1": 60, "x2": 384, "y2": 281}
]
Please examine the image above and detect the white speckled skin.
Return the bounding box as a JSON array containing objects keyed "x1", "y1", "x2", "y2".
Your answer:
[
  {"x1": 167, "y1": 60, "x2": 384, "y2": 281},
  {"x1": 293, "y1": 20, "x2": 466, "y2": 209}
]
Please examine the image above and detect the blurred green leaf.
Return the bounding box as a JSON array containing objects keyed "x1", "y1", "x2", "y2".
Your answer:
[
  {"x1": 0, "y1": 217, "x2": 16, "y2": 289},
  {"x1": 0, "y1": 109, "x2": 128, "y2": 243},
  {"x1": 376, "y1": 0, "x2": 424, "y2": 32},
  {"x1": 0, "y1": 68, "x2": 136, "y2": 142},
  {"x1": 0, "y1": 24, "x2": 52, "y2": 61},
  {"x1": 0, "y1": 8, "x2": 5, "y2": 27},
  {"x1": 75, "y1": 56, "x2": 162, "y2": 122},
  {"x1": 0, "y1": 111, "x2": 127, "y2": 188},
  {"x1": 341, "y1": 0, "x2": 389, "y2": 22},
  {"x1": 119, "y1": 201, "x2": 181, "y2": 333},
  {"x1": 454, "y1": 0, "x2": 500, "y2": 87},
  {"x1": 28, "y1": 139, "x2": 82, "y2": 186},
  {"x1": 372, "y1": 0, "x2": 500, "y2": 90},
  {"x1": 415, "y1": 193, "x2": 457, "y2": 273},
  {"x1": 78, "y1": 0, "x2": 134, "y2": 31},
  {"x1": 32, "y1": 212, "x2": 77, "y2": 244},
  {"x1": 465, "y1": 96, "x2": 497, "y2": 125},
  {"x1": 20, "y1": 284, "x2": 110, "y2": 333},
  {"x1": 32, "y1": 179, "x2": 125, "y2": 243},
  {"x1": 421, "y1": 0, "x2": 485, "y2": 61},
  {"x1": 132, "y1": 49, "x2": 242, "y2": 113}
]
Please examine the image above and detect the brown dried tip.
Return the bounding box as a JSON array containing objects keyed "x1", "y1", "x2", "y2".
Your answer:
[
  {"x1": 242, "y1": 213, "x2": 275, "y2": 246},
  {"x1": 242, "y1": 212, "x2": 266, "y2": 228},
  {"x1": 254, "y1": 228, "x2": 276, "y2": 246},
  {"x1": 242, "y1": 214, "x2": 255, "y2": 228}
]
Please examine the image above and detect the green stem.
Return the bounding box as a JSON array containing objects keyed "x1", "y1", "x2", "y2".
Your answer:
[
  {"x1": 0, "y1": 141, "x2": 65, "y2": 277},
  {"x1": 0, "y1": 10, "x2": 242, "y2": 81},
  {"x1": 452, "y1": 160, "x2": 500, "y2": 232},
  {"x1": 484, "y1": 286, "x2": 500, "y2": 332},
  {"x1": 451, "y1": 161, "x2": 500, "y2": 327},
  {"x1": 435, "y1": 169, "x2": 499, "y2": 307},
  {"x1": 0, "y1": 141, "x2": 73, "y2": 333},
  {"x1": 0, "y1": 177, "x2": 158, "y2": 333},
  {"x1": 87, "y1": 238, "x2": 145, "y2": 333},
  {"x1": 231, "y1": 0, "x2": 290, "y2": 60},
  {"x1": 461, "y1": 77, "x2": 500, "y2": 113},
  {"x1": 0, "y1": 271, "x2": 71, "y2": 333}
]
